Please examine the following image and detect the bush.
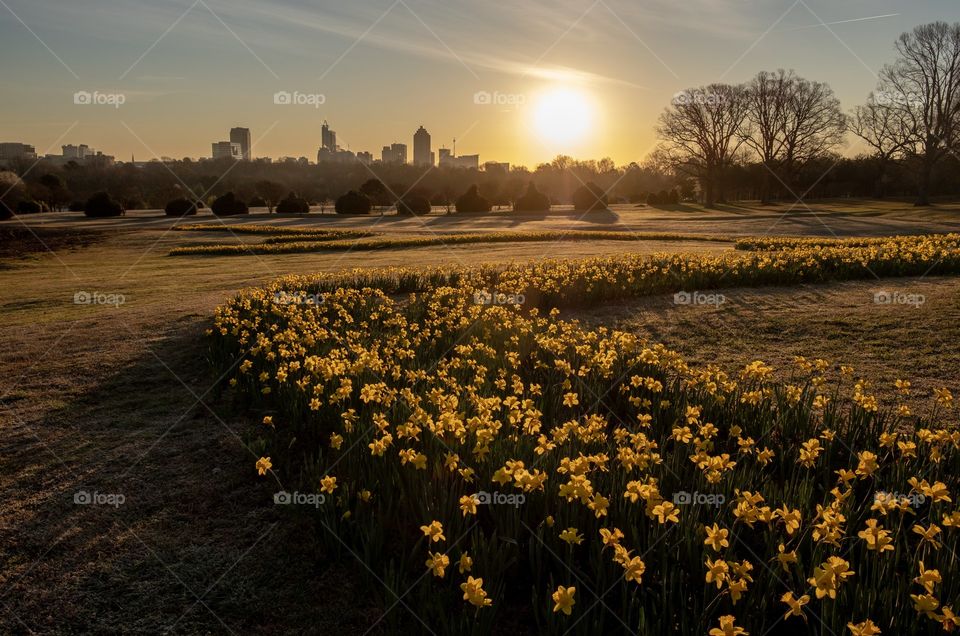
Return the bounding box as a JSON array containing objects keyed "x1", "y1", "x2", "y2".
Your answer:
[
  {"x1": 0, "y1": 201, "x2": 12, "y2": 220},
  {"x1": 335, "y1": 191, "x2": 371, "y2": 215},
  {"x1": 396, "y1": 194, "x2": 431, "y2": 216},
  {"x1": 69, "y1": 200, "x2": 85, "y2": 212},
  {"x1": 455, "y1": 185, "x2": 491, "y2": 214},
  {"x1": 572, "y1": 182, "x2": 608, "y2": 211},
  {"x1": 84, "y1": 192, "x2": 124, "y2": 218},
  {"x1": 276, "y1": 192, "x2": 310, "y2": 215},
  {"x1": 164, "y1": 198, "x2": 199, "y2": 217},
  {"x1": 248, "y1": 196, "x2": 267, "y2": 208},
  {"x1": 16, "y1": 200, "x2": 43, "y2": 214},
  {"x1": 513, "y1": 182, "x2": 550, "y2": 212},
  {"x1": 211, "y1": 192, "x2": 249, "y2": 216}
]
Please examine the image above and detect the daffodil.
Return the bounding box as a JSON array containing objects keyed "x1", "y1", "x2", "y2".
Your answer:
[{"x1": 551, "y1": 585, "x2": 576, "y2": 615}]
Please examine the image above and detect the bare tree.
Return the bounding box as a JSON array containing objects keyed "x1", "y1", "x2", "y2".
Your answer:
[
  {"x1": 879, "y1": 22, "x2": 960, "y2": 206},
  {"x1": 657, "y1": 84, "x2": 749, "y2": 207},
  {"x1": 850, "y1": 95, "x2": 912, "y2": 198},
  {"x1": 741, "y1": 69, "x2": 847, "y2": 203}
]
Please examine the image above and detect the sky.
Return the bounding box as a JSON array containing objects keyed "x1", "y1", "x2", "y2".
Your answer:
[{"x1": 1, "y1": 0, "x2": 958, "y2": 168}]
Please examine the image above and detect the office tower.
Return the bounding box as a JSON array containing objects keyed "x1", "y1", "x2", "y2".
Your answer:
[
  {"x1": 230, "y1": 127, "x2": 251, "y2": 160},
  {"x1": 413, "y1": 126, "x2": 431, "y2": 166},
  {"x1": 212, "y1": 141, "x2": 242, "y2": 160},
  {"x1": 321, "y1": 121, "x2": 337, "y2": 152}
]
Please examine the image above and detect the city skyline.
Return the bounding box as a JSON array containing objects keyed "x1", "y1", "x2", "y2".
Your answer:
[{"x1": 2, "y1": 1, "x2": 957, "y2": 166}]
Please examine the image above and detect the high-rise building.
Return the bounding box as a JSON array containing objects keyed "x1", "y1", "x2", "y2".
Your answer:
[
  {"x1": 413, "y1": 126, "x2": 431, "y2": 166},
  {"x1": 212, "y1": 141, "x2": 242, "y2": 160},
  {"x1": 381, "y1": 143, "x2": 407, "y2": 164},
  {"x1": 357, "y1": 151, "x2": 373, "y2": 164},
  {"x1": 230, "y1": 127, "x2": 251, "y2": 160},
  {"x1": 438, "y1": 146, "x2": 479, "y2": 169},
  {"x1": 321, "y1": 121, "x2": 337, "y2": 152},
  {"x1": 0, "y1": 142, "x2": 37, "y2": 163}
]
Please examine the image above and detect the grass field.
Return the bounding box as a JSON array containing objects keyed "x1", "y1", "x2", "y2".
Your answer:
[{"x1": 3, "y1": 200, "x2": 960, "y2": 634}]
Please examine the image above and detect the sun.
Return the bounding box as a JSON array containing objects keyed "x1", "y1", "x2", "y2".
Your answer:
[{"x1": 532, "y1": 87, "x2": 594, "y2": 145}]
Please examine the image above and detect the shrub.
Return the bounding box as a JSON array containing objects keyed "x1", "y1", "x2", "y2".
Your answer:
[
  {"x1": 211, "y1": 192, "x2": 249, "y2": 216},
  {"x1": 572, "y1": 182, "x2": 608, "y2": 211},
  {"x1": 164, "y1": 198, "x2": 199, "y2": 217},
  {"x1": 276, "y1": 192, "x2": 310, "y2": 215},
  {"x1": 248, "y1": 196, "x2": 268, "y2": 208},
  {"x1": 455, "y1": 185, "x2": 491, "y2": 214},
  {"x1": 335, "y1": 191, "x2": 371, "y2": 215},
  {"x1": 68, "y1": 200, "x2": 85, "y2": 212},
  {"x1": 84, "y1": 192, "x2": 124, "y2": 218},
  {"x1": 513, "y1": 182, "x2": 550, "y2": 212},
  {"x1": 16, "y1": 200, "x2": 43, "y2": 214},
  {"x1": 0, "y1": 201, "x2": 12, "y2": 220},
  {"x1": 396, "y1": 194, "x2": 431, "y2": 216}
]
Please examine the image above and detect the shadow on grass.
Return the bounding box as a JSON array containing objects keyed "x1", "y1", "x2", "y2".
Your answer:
[{"x1": 0, "y1": 319, "x2": 379, "y2": 635}]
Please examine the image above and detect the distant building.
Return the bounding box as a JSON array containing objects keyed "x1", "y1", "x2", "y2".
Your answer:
[
  {"x1": 484, "y1": 161, "x2": 510, "y2": 173},
  {"x1": 40, "y1": 144, "x2": 114, "y2": 166},
  {"x1": 381, "y1": 143, "x2": 407, "y2": 164},
  {"x1": 317, "y1": 147, "x2": 357, "y2": 163},
  {"x1": 229, "y1": 127, "x2": 252, "y2": 160},
  {"x1": 413, "y1": 126, "x2": 432, "y2": 166},
  {"x1": 212, "y1": 141, "x2": 242, "y2": 160},
  {"x1": 0, "y1": 142, "x2": 37, "y2": 164},
  {"x1": 357, "y1": 151, "x2": 373, "y2": 164},
  {"x1": 438, "y1": 147, "x2": 479, "y2": 169},
  {"x1": 321, "y1": 121, "x2": 337, "y2": 152}
]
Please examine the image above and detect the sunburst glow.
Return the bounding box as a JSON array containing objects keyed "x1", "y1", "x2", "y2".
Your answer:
[{"x1": 531, "y1": 87, "x2": 594, "y2": 145}]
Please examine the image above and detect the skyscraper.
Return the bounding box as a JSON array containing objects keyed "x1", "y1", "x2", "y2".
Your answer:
[
  {"x1": 381, "y1": 143, "x2": 407, "y2": 164},
  {"x1": 321, "y1": 121, "x2": 337, "y2": 152},
  {"x1": 229, "y1": 127, "x2": 251, "y2": 160},
  {"x1": 212, "y1": 141, "x2": 242, "y2": 160},
  {"x1": 413, "y1": 126, "x2": 431, "y2": 166}
]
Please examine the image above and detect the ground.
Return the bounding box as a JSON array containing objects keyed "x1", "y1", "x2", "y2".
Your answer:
[{"x1": 2, "y1": 200, "x2": 959, "y2": 634}]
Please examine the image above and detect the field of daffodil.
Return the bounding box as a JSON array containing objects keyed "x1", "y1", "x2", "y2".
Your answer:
[
  {"x1": 169, "y1": 227, "x2": 729, "y2": 256},
  {"x1": 210, "y1": 236, "x2": 960, "y2": 635}
]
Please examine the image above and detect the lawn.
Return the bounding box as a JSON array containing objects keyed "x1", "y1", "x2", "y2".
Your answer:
[{"x1": 2, "y1": 201, "x2": 960, "y2": 634}]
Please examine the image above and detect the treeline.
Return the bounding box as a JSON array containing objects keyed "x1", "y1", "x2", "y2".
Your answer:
[
  {"x1": 657, "y1": 21, "x2": 960, "y2": 207},
  {"x1": 2, "y1": 22, "x2": 959, "y2": 217}
]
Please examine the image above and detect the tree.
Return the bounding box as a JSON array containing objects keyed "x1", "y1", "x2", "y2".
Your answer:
[
  {"x1": 336, "y1": 191, "x2": 371, "y2": 214},
  {"x1": 657, "y1": 84, "x2": 749, "y2": 207},
  {"x1": 359, "y1": 179, "x2": 390, "y2": 206},
  {"x1": 211, "y1": 192, "x2": 249, "y2": 216},
  {"x1": 84, "y1": 192, "x2": 124, "y2": 218},
  {"x1": 741, "y1": 70, "x2": 847, "y2": 203},
  {"x1": 878, "y1": 22, "x2": 960, "y2": 205},
  {"x1": 164, "y1": 198, "x2": 198, "y2": 217},
  {"x1": 455, "y1": 185, "x2": 491, "y2": 214},
  {"x1": 572, "y1": 182, "x2": 609, "y2": 211},
  {"x1": 850, "y1": 96, "x2": 912, "y2": 198},
  {"x1": 255, "y1": 180, "x2": 286, "y2": 213},
  {"x1": 513, "y1": 182, "x2": 550, "y2": 212},
  {"x1": 276, "y1": 192, "x2": 310, "y2": 214}
]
